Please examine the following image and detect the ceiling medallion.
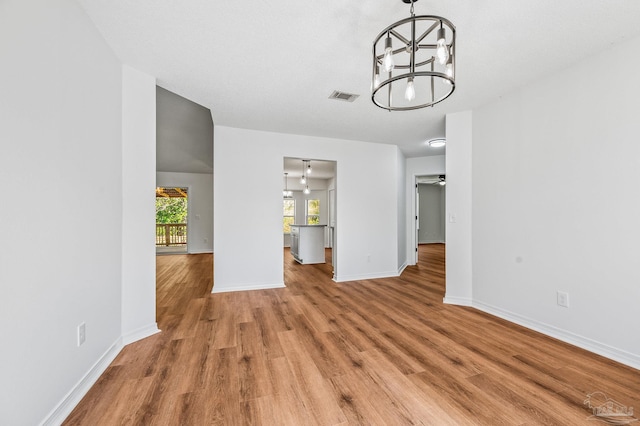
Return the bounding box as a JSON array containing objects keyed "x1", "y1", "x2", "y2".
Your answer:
[{"x1": 372, "y1": 0, "x2": 456, "y2": 111}]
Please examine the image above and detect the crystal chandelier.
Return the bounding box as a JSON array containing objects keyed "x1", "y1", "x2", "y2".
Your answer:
[{"x1": 372, "y1": 0, "x2": 456, "y2": 111}]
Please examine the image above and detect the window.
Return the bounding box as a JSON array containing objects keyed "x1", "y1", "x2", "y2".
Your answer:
[
  {"x1": 283, "y1": 199, "x2": 295, "y2": 233},
  {"x1": 306, "y1": 199, "x2": 320, "y2": 224}
]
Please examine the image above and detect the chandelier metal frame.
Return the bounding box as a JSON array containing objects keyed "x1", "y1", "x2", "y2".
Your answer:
[{"x1": 371, "y1": 0, "x2": 456, "y2": 111}]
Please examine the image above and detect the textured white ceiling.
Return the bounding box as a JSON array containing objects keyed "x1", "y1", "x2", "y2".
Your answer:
[{"x1": 78, "y1": 0, "x2": 640, "y2": 157}]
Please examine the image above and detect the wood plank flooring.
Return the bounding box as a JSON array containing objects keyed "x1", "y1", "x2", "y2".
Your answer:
[{"x1": 64, "y1": 244, "x2": 640, "y2": 425}]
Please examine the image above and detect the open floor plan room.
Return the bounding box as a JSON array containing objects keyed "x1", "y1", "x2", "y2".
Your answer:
[{"x1": 64, "y1": 245, "x2": 640, "y2": 425}]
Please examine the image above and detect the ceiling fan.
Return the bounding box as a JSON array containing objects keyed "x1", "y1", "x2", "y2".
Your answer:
[{"x1": 433, "y1": 175, "x2": 446, "y2": 186}]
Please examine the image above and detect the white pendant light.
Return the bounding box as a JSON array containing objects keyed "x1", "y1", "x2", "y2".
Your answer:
[
  {"x1": 303, "y1": 185, "x2": 310, "y2": 195},
  {"x1": 283, "y1": 173, "x2": 293, "y2": 198},
  {"x1": 306, "y1": 160, "x2": 312, "y2": 175},
  {"x1": 300, "y1": 160, "x2": 307, "y2": 184}
]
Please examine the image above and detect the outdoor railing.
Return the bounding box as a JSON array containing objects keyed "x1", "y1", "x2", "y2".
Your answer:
[{"x1": 156, "y1": 223, "x2": 187, "y2": 246}]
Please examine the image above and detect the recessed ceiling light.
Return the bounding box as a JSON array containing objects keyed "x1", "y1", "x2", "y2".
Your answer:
[{"x1": 427, "y1": 138, "x2": 446, "y2": 148}]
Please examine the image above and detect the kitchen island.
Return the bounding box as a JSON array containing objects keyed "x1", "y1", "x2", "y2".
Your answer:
[{"x1": 290, "y1": 224, "x2": 326, "y2": 264}]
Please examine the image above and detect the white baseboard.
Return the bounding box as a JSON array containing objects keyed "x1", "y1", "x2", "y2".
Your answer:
[
  {"x1": 334, "y1": 270, "x2": 399, "y2": 283},
  {"x1": 397, "y1": 262, "x2": 408, "y2": 276},
  {"x1": 443, "y1": 295, "x2": 473, "y2": 306},
  {"x1": 212, "y1": 282, "x2": 286, "y2": 293},
  {"x1": 187, "y1": 249, "x2": 214, "y2": 254},
  {"x1": 41, "y1": 338, "x2": 124, "y2": 426},
  {"x1": 122, "y1": 323, "x2": 160, "y2": 345},
  {"x1": 472, "y1": 299, "x2": 640, "y2": 371}
]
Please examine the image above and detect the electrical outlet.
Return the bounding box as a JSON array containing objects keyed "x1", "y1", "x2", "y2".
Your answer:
[
  {"x1": 77, "y1": 322, "x2": 86, "y2": 346},
  {"x1": 557, "y1": 291, "x2": 569, "y2": 308}
]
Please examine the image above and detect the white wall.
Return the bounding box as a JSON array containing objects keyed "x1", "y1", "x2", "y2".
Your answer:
[
  {"x1": 468, "y1": 35, "x2": 640, "y2": 368},
  {"x1": 0, "y1": 0, "x2": 123, "y2": 424},
  {"x1": 444, "y1": 112, "x2": 473, "y2": 306},
  {"x1": 214, "y1": 126, "x2": 400, "y2": 292},
  {"x1": 121, "y1": 66, "x2": 159, "y2": 344},
  {"x1": 396, "y1": 148, "x2": 407, "y2": 272},
  {"x1": 405, "y1": 155, "x2": 446, "y2": 265},
  {"x1": 157, "y1": 172, "x2": 214, "y2": 253}
]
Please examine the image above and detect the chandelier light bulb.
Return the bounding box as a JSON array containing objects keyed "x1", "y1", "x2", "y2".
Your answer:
[
  {"x1": 443, "y1": 58, "x2": 453, "y2": 85},
  {"x1": 307, "y1": 162, "x2": 312, "y2": 175},
  {"x1": 373, "y1": 65, "x2": 381, "y2": 90},
  {"x1": 405, "y1": 78, "x2": 416, "y2": 101},
  {"x1": 303, "y1": 186, "x2": 310, "y2": 195},
  {"x1": 436, "y1": 27, "x2": 449, "y2": 65},
  {"x1": 300, "y1": 175, "x2": 306, "y2": 185},
  {"x1": 383, "y1": 36, "x2": 394, "y2": 72}
]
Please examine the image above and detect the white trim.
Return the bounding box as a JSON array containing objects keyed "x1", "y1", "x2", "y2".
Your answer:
[
  {"x1": 187, "y1": 249, "x2": 214, "y2": 254},
  {"x1": 212, "y1": 282, "x2": 286, "y2": 294},
  {"x1": 397, "y1": 262, "x2": 408, "y2": 276},
  {"x1": 412, "y1": 174, "x2": 419, "y2": 265},
  {"x1": 41, "y1": 338, "x2": 124, "y2": 426},
  {"x1": 122, "y1": 323, "x2": 160, "y2": 345},
  {"x1": 334, "y1": 270, "x2": 398, "y2": 283},
  {"x1": 472, "y1": 299, "x2": 640, "y2": 371},
  {"x1": 443, "y1": 295, "x2": 473, "y2": 306}
]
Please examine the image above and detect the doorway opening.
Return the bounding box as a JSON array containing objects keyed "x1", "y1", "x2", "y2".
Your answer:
[
  {"x1": 282, "y1": 157, "x2": 337, "y2": 283},
  {"x1": 415, "y1": 175, "x2": 446, "y2": 264},
  {"x1": 155, "y1": 186, "x2": 188, "y2": 254}
]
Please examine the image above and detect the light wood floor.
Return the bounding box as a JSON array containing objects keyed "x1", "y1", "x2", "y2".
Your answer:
[{"x1": 64, "y1": 244, "x2": 640, "y2": 425}]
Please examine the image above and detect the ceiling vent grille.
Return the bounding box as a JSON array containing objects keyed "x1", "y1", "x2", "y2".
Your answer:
[{"x1": 329, "y1": 90, "x2": 359, "y2": 102}]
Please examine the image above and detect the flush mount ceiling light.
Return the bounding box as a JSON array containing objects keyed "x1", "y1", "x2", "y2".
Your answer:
[
  {"x1": 372, "y1": 0, "x2": 456, "y2": 111},
  {"x1": 427, "y1": 138, "x2": 446, "y2": 148}
]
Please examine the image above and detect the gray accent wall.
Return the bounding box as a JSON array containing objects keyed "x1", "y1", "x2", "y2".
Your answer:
[
  {"x1": 156, "y1": 86, "x2": 213, "y2": 174},
  {"x1": 418, "y1": 183, "x2": 445, "y2": 244}
]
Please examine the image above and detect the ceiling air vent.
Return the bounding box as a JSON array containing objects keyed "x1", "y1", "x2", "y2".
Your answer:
[{"x1": 329, "y1": 90, "x2": 359, "y2": 102}]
